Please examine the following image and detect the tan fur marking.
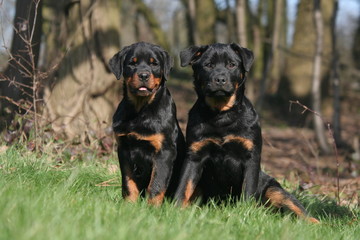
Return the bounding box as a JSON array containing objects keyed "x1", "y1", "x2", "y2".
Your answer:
[
  {"x1": 223, "y1": 135, "x2": 254, "y2": 150},
  {"x1": 150, "y1": 57, "x2": 155, "y2": 63},
  {"x1": 190, "y1": 138, "x2": 221, "y2": 152},
  {"x1": 148, "y1": 191, "x2": 165, "y2": 206},
  {"x1": 205, "y1": 94, "x2": 236, "y2": 112},
  {"x1": 266, "y1": 188, "x2": 320, "y2": 224},
  {"x1": 284, "y1": 199, "x2": 305, "y2": 217},
  {"x1": 182, "y1": 181, "x2": 194, "y2": 207},
  {"x1": 125, "y1": 176, "x2": 140, "y2": 202},
  {"x1": 265, "y1": 189, "x2": 285, "y2": 208},
  {"x1": 308, "y1": 217, "x2": 320, "y2": 224},
  {"x1": 285, "y1": 199, "x2": 320, "y2": 223},
  {"x1": 190, "y1": 136, "x2": 253, "y2": 153},
  {"x1": 148, "y1": 74, "x2": 161, "y2": 91},
  {"x1": 116, "y1": 132, "x2": 164, "y2": 153},
  {"x1": 132, "y1": 57, "x2": 137, "y2": 63}
]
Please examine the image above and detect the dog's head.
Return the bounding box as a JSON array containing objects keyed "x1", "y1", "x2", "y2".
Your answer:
[
  {"x1": 180, "y1": 43, "x2": 254, "y2": 111},
  {"x1": 109, "y1": 42, "x2": 173, "y2": 98}
]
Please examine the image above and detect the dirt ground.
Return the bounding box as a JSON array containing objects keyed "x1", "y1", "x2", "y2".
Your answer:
[{"x1": 167, "y1": 79, "x2": 360, "y2": 208}]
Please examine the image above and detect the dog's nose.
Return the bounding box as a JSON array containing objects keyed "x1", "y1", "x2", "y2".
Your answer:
[
  {"x1": 138, "y1": 72, "x2": 150, "y2": 81},
  {"x1": 215, "y1": 77, "x2": 226, "y2": 85}
]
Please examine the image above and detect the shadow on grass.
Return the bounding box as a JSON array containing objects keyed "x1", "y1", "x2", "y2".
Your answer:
[{"x1": 298, "y1": 193, "x2": 358, "y2": 221}]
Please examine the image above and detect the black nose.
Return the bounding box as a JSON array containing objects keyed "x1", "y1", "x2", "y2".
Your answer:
[
  {"x1": 215, "y1": 77, "x2": 226, "y2": 85},
  {"x1": 138, "y1": 72, "x2": 150, "y2": 81}
]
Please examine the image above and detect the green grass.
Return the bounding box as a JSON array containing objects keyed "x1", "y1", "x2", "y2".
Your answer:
[{"x1": 0, "y1": 146, "x2": 359, "y2": 240}]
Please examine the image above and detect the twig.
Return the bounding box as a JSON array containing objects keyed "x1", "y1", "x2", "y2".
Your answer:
[
  {"x1": 95, "y1": 178, "x2": 121, "y2": 187},
  {"x1": 29, "y1": 0, "x2": 41, "y2": 152},
  {"x1": 289, "y1": 100, "x2": 341, "y2": 205},
  {"x1": 29, "y1": 0, "x2": 40, "y2": 43},
  {"x1": 0, "y1": 96, "x2": 43, "y2": 118}
]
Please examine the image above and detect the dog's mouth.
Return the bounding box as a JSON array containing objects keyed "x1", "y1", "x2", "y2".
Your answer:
[
  {"x1": 206, "y1": 90, "x2": 233, "y2": 98},
  {"x1": 136, "y1": 87, "x2": 153, "y2": 96},
  {"x1": 131, "y1": 86, "x2": 155, "y2": 97}
]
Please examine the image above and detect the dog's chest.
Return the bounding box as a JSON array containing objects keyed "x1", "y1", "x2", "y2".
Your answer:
[
  {"x1": 209, "y1": 136, "x2": 252, "y2": 163},
  {"x1": 117, "y1": 131, "x2": 165, "y2": 154}
]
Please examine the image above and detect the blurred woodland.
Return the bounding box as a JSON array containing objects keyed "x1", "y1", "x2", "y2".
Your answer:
[{"x1": 0, "y1": 0, "x2": 360, "y2": 202}]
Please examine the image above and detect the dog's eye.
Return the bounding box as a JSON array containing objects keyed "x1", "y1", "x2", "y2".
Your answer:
[
  {"x1": 129, "y1": 60, "x2": 138, "y2": 66},
  {"x1": 150, "y1": 61, "x2": 158, "y2": 66},
  {"x1": 205, "y1": 63, "x2": 214, "y2": 69},
  {"x1": 227, "y1": 62, "x2": 236, "y2": 69}
]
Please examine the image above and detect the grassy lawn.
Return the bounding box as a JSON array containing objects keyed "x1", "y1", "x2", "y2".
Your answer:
[{"x1": 0, "y1": 146, "x2": 358, "y2": 240}]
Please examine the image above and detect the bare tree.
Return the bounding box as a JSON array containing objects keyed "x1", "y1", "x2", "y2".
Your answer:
[
  {"x1": 0, "y1": 0, "x2": 44, "y2": 150},
  {"x1": 0, "y1": 0, "x2": 42, "y2": 114},
  {"x1": 312, "y1": 0, "x2": 330, "y2": 154}
]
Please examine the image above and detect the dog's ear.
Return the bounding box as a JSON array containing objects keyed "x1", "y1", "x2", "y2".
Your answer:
[
  {"x1": 108, "y1": 46, "x2": 131, "y2": 80},
  {"x1": 180, "y1": 45, "x2": 209, "y2": 67},
  {"x1": 161, "y1": 50, "x2": 173, "y2": 81},
  {"x1": 230, "y1": 43, "x2": 254, "y2": 72}
]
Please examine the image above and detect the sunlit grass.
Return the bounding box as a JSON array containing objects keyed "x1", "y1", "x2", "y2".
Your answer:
[{"x1": 0, "y1": 145, "x2": 358, "y2": 240}]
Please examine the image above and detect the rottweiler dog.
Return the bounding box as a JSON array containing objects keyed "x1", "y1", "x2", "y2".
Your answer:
[
  {"x1": 109, "y1": 42, "x2": 185, "y2": 205},
  {"x1": 174, "y1": 43, "x2": 319, "y2": 223}
]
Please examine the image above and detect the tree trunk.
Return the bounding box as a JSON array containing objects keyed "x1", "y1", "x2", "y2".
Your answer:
[
  {"x1": 352, "y1": 10, "x2": 360, "y2": 69},
  {"x1": 331, "y1": 0, "x2": 342, "y2": 146},
  {"x1": 268, "y1": 0, "x2": 285, "y2": 94},
  {"x1": 247, "y1": 0, "x2": 264, "y2": 103},
  {"x1": 0, "y1": 0, "x2": 42, "y2": 114},
  {"x1": 284, "y1": 0, "x2": 334, "y2": 100},
  {"x1": 186, "y1": 0, "x2": 199, "y2": 45},
  {"x1": 235, "y1": 0, "x2": 248, "y2": 47},
  {"x1": 225, "y1": 0, "x2": 236, "y2": 43},
  {"x1": 196, "y1": 0, "x2": 216, "y2": 45},
  {"x1": 256, "y1": 0, "x2": 283, "y2": 110},
  {"x1": 180, "y1": 0, "x2": 216, "y2": 45},
  {"x1": 312, "y1": 0, "x2": 330, "y2": 154},
  {"x1": 42, "y1": 0, "x2": 122, "y2": 139},
  {"x1": 134, "y1": 0, "x2": 170, "y2": 50}
]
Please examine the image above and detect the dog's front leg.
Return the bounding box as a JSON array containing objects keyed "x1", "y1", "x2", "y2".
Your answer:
[
  {"x1": 119, "y1": 153, "x2": 140, "y2": 202},
  {"x1": 174, "y1": 153, "x2": 204, "y2": 207},
  {"x1": 147, "y1": 148, "x2": 176, "y2": 206},
  {"x1": 243, "y1": 150, "x2": 261, "y2": 199}
]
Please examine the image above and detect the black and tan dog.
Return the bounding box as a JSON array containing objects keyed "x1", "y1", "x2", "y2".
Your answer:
[
  {"x1": 174, "y1": 43, "x2": 319, "y2": 223},
  {"x1": 109, "y1": 42, "x2": 185, "y2": 205}
]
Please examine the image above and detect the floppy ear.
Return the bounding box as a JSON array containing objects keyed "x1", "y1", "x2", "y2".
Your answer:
[
  {"x1": 180, "y1": 45, "x2": 209, "y2": 67},
  {"x1": 161, "y1": 50, "x2": 173, "y2": 81},
  {"x1": 230, "y1": 43, "x2": 254, "y2": 72},
  {"x1": 108, "y1": 46, "x2": 131, "y2": 80}
]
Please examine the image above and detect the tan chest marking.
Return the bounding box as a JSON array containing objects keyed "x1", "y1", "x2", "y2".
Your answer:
[
  {"x1": 190, "y1": 135, "x2": 254, "y2": 153},
  {"x1": 116, "y1": 132, "x2": 165, "y2": 153}
]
